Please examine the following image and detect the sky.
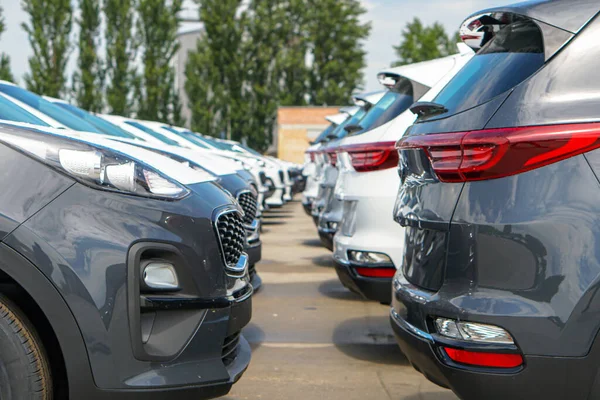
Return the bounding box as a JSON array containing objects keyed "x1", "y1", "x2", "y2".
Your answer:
[{"x1": 0, "y1": 0, "x2": 507, "y2": 92}]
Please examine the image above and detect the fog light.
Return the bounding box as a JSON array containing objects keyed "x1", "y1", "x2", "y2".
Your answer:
[
  {"x1": 142, "y1": 262, "x2": 180, "y2": 291},
  {"x1": 435, "y1": 318, "x2": 514, "y2": 345},
  {"x1": 328, "y1": 221, "x2": 338, "y2": 230},
  {"x1": 348, "y1": 251, "x2": 392, "y2": 265}
]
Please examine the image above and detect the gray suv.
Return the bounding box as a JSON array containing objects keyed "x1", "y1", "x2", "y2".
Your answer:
[
  {"x1": 390, "y1": 2, "x2": 600, "y2": 399},
  {"x1": 0, "y1": 123, "x2": 252, "y2": 399}
]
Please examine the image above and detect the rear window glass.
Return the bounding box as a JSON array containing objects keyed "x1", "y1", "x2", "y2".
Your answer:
[
  {"x1": 330, "y1": 109, "x2": 367, "y2": 139},
  {"x1": 56, "y1": 103, "x2": 137, "y2": 139},
  {"x1": 352, "y1": 87, "x2": 413, "y2": 135},
  {"x1": 432, "y1": 20, "x2": 544, "y2": 117},
  {"x1": 0, "y1": 95, "x2": 50, "y2": 126},
  {"x1": 314, "y1": 124, "x2": 336, "y2": 143},
  {"x1": 0, "y1": 84, "x2": 103, "y2": 133}
]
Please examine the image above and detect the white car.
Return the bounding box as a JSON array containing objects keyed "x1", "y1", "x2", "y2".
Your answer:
[
  {"x1": 332, "y1": 47, "x2": 474, "y2": 304},
  {"x1": 302, "y1": 111, "x2": 353, "y2": 215},
  {"x1": 310, "y1": 91, "x2": 386, "y2": 233}
]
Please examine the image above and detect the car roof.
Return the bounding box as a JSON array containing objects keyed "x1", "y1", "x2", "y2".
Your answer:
[
  {"x1": 470, "y1": 0, "x2": 600, "y2": 34},
  {"x1": 353, "y1": 91, "x2": 386, "y2": 106}
]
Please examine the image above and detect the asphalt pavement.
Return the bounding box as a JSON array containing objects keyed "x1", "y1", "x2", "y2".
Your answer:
[{"x1": 224, "y1": 200, "x2": 458, "y2": 400}]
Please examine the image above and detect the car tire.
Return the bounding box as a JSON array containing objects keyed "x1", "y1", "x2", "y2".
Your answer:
[{"x1": 0, "y1": 293, "x2": 52, "y2": 399}]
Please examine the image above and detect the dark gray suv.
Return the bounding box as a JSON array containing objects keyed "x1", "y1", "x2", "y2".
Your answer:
[
  {"x1": 390, "y1": 2, "x2": 600, "y2": 399},
  {"x1": 0, "y1": 123, "x2": 252, "y2": 399}
]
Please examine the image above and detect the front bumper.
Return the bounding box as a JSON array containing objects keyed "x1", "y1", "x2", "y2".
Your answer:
[
  {"x1": 302, "y1": 196, "x2": 314, "y2": 216},
  {"x1": 334, "y1": 258, "x2": 392, "y2": 304},
  {"x1": 266, "y1": 187, "x2": 285, "y2": 207}
]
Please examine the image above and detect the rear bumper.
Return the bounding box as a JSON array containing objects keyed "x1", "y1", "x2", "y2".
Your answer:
[
  {"x1": 334, "y1": 258, "x2": 392, "y2": 304},
  {"x1": 390, "y1": 284, "x2": 600, "y2": 400}
]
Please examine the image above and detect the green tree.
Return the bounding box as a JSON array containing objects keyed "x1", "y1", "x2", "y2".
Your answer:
[
  {"x1": 21, "y1": 0, "x2": 72, "y2": 96},
  {"x1": 307, "y1": 0, "x2": 370, "y2": 105},
  {"x1": 73, "y1": 0, "x2": 103, "y2": 112},
  {"x1": 136, "y1": 0, "x2": 183, "y2": 124},
  {"x1": 392, "y1": 18, "x2": 458, "y2": 67},
  {"x1": 104, "y1": 0, "x2": 136, "y2": 115},
  {"x1": 0, "y1": 6, "x2": 14, "y2": 82},
  {"x1": 185, "y1": 0, "x2": 246, "y2": 140}
]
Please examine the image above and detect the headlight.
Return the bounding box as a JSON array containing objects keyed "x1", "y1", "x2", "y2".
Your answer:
[{"x1": 0, "y1": 130, "x2": 190, "y2": 200}]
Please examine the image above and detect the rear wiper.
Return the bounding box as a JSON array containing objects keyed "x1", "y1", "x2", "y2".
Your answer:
[
  {"x1": 344, "y1": 124, "x2": 363, "y2": 134},
  {"x1": 410, "y1": 102, "x2": 448, "y2": 118}
]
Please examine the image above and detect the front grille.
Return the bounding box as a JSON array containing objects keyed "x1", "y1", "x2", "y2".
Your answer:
[
  {"x1": 238, "y1": 192, "x2": 258, "y2": 226},
  {"x1": 278, "y1": 170, "x2": 285, "y2": 183},
  {"x1": 258, "y1": 171, "x2": 268, "y2": 184},
  {"x1": 222, "y1": 331, "x2": 241, "y2": 366},
  {"x1": 215, "y1": 211, "x2": 246, "y2": 268}
]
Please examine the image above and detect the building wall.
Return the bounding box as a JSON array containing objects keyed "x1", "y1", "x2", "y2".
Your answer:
[{"x1": 276, "y1": 106, "x2": 340, "y2": 164}]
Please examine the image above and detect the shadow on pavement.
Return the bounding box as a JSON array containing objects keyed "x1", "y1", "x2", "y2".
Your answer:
[
  {"x1": 301, "y1": 238, "x2": 323, "y2": 248},
  {"x1": 262, "y1": 213, "x2": 294, "y2": 219},
  {"x1": 332, "y1": 316, "x2": 408, "y2": 366},
  {"x1": 262, "y1": 220, "x2": 287, "y2": 226},
  {"x1": 402, "y1": 392, "x2": 457, "y2": 400},
  {"x1": 310, "y1": 254, "x2": 335, "y2": 268},
  {"x1": 318, "y1": 279, "x2": 366, "y2": 302},
  {"x1": 243, "y1": 322, "x2": 266, "y2": 351}
]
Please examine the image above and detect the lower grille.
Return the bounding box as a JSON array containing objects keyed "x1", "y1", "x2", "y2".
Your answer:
[
  {"x1": 278, "y1": 170, "x2": 285, "y2": 183},
  {"x1": 258, "y1": 171, "x2": 268, "y2": 185},
  {"x1": 215, "y1": 211, "x2": 246, "y2": 268},
  {"x1": 222, "y1": 331, "x2": 242, "y2": 366},
  {"x1": 237, "y1": 191, "x2": 258, "y2": 226}
]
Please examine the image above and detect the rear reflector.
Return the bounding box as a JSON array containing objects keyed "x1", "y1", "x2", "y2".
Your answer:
[
  {"x1": 354, "y1": 267, "x2": 396, "y2": 278},
  {"x1": 443, "y1": 347, "x2": 523, "y2": 369},
  {"x1": 397, "y1": 123, "x2": 600, "y2": 182},
  {"x1": 340, "y1": 141, "x2": 399, "y2": 172}
]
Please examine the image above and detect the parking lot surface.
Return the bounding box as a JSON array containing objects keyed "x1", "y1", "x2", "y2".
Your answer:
[{"x1": 224, "y1": 200, "x2": 458, "y2": 400}]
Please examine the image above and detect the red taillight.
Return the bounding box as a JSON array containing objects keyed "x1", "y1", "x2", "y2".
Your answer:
[
  {"x1": 443, "y1": 347, "x2": 523, "y2": 369},
  {"x1": 328, "y1": 151, "x2": 338, "y2": 166},
  {"x1": 341, "y1": 141, "x2": 399, "y2": 173},
  {"x1": 397, "y1": 123, "x2": 600, "y2": 182},
  {"x1": 354, "y1": 267, "x2": 396, "y2": 278}
]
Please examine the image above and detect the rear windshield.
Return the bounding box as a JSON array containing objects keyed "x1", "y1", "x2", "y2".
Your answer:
[
  {"x1": 56, "y1": 103, "x2": 137, "y2": 139},
  {"x1": 432, "y1": 20, "x2": 544, "y2": 117},
  {"x1": 0, "y1": 84, "x2": 103, "y2": 133},
  {"x1": 314, "y1": 124, "x2": 336, "y2": 143},
  {"x1": 352, "y1": 87, "x2": 413, "y2": 135},
  {"x1": 0, "y1": 95, "x2": 50, "y2": 126},
  {"x1": 330, "y1": 109, "x2": 367, "y2": 139},
  {"x1": 124, "y1": 121, "x2": 180, "y2": 146}
]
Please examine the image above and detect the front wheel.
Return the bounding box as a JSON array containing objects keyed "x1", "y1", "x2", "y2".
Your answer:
[{"x1": 0, "y1": 293, "x2": 52, "y2": 399}]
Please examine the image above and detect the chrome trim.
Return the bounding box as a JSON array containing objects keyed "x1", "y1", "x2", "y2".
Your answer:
[
  {"x1": 227, "y1": 253, "x2": 249, "y2": 277},
  {"x1": 244, "y1": 218, "x2": 260, "y2": 231},
  {"x1": 213, "y1": 208, "x2": 247, "y2": 275},
  {"x1": 390, "y1": 308, "x2": 434, "y2": 343}
]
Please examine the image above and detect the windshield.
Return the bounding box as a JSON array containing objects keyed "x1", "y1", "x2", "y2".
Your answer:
[
  {"x1": 55, "y1": 103, "x2": 138, "y2": 139},
  {"x1": 160, "y1": 126, "x2": 213, "y2": 149},
  {"x1": 198, "y1": 136, "x2": 231, "y2": 151},
  {"x1": 239, "y1": 144, "x2": 262, "y2": 156},
  {"x1": 0, "y1": 95, "x2": 51, "y2": 126},
  {"x1": 432, "y1": 20, "x2": 544, "y2": 118},
  {"x1": 0, "y1": 84, "x2": 103, "y2": 133},
  {"x1": 124, "y1": 121, "x2": 180, "y2": 146},
  {"x1": 352, "y1": 88, "x2": 413, "y2": 135}
]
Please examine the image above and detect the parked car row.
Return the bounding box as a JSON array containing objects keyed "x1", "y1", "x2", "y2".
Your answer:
[
  {"x1": 0, "y1": 79, "x2": 303, "y2": 398},
  {"x1": 303, "y1": 1, "x2": 600, "y2": 399}
]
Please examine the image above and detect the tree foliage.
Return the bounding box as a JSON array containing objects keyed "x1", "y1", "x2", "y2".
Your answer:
[
  {"x1": 0, "y1": 6, "x2": 14, "y2": 82},
  {"x1": 392, "y1": 18, "x2": 459, "y2": 66},
  {"x1": 21, "y1": 0, "x2": 72, "y2": 96},
  {"x1": 185, "y1": 0, "x2": 246, "y2": 140},
  {"x1": 73, "y1": 0, "x2": 103, "y2": 112},
  {"x1": 185, "y1": 0, "x2": 370, "y2": 150},
  {"x1": 104, "y1": 0, "x2": 136, "y2": 116},
  {"x1": 136, "y1": 0, "x2": 184, "y2": 124},
  {"x1": 307, "y1": 0, "x2": 371, "y2": 105}
]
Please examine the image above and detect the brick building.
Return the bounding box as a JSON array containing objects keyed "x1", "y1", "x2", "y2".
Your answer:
[{"x1": 274, "y1": 106, "x2": 341, "y2": 164}]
